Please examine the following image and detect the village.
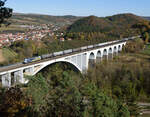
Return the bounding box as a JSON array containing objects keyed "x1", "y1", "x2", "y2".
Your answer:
[{"x1": 0, "y1": 24, "x2": 65, "y2": 47}]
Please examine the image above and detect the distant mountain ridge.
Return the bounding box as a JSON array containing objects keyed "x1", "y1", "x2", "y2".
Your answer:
[
  {"x1": 11, "y1": 13, "x2": 149, "y2": 27},
  {"x1": 11, "y1": 13, "x2": 82, "y2": 26}
]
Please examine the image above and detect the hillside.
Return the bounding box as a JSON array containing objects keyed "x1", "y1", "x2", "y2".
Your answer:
[
  {"x1": 66, "y1": 13, "x2": 146, "y2": 40},
  {"x1": 67, "y1": 15, "x2": 113, "y2": 33},
  {"x1": 68, "y1": 13, "x2": 145, "y2": 32},
  {"x1": 11, "y1": 13, "x2": 81, "y2": 26}
]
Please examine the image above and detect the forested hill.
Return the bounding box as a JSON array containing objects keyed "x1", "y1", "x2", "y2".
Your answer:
[
  {"x1": 68, "y1": 13, "x2": 145, "y2": 32},
  {"x1": 11, "y1": 13, "x2": 81, "y2": 26},
  {"x1": 66, "y1": 13, "x2": 146, "y2": 40}
]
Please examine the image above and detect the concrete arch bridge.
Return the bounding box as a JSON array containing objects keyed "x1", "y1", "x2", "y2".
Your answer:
[{"x1": 0, "y1": 36, "x2": 138, "y2": 87}]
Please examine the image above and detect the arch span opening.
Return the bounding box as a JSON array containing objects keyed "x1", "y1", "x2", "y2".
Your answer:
[
  {"x1": 96, "y1": 50, "x2": 102, "y2": 63},
  {"x1": 108, "y1": 48, "x2": 112, "y2": 54},
  {"x1": 89, "y1": 52, "x2": 95, "y2": 67},
  {"x1": 113, "y1": 46, "x2": 118, "y2": 56},
  {"x1": 103, "y1": 49, "x2": 107, "y2": 55},
  {"x1": 103, "y1": 49, "x2": 108, "y2": 60},
  {"x1": 32, "y1": 62, "x2": 82, "y2": 87},
  {"x1": 89, "y1": 52, "x2": 95, "y2": 60},
  {"x1": 108, "y1": 47, "x2": 113, "y2": 59},
  {"x1": 118, "y1": 45, "x2": 121, "y2": 52},
  {"x1": 34, "y1": 61, "x2": 82, "y2": 76},
  {"x1": 114, "y1": 46, "x2": 117, "y2": 53}
]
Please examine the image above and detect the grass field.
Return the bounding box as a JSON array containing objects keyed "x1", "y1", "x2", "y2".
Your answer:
[
  {"x1": 0, "y1": 25, "x2": 27, "y2": 33},
  {"x1": 2, "y1": 48, "x2": 17, "y2": 61}
]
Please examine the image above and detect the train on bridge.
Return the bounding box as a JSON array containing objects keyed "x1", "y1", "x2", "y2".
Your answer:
[
  {"x1": 0, "y1": 36, "x2": 141, "y2": 87},
  {"x1": 23, "y1": 37, "x2": 137, "y2": 64}
]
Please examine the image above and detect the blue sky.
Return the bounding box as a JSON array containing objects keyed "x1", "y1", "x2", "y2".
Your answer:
[{"x1": 5, "y1": 0, "x2": 150, "y2": 16}]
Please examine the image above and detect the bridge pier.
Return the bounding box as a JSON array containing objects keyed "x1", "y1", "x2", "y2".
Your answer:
[
  {"x1": 114, "y1": 51, "x2": 118, "y2": 56},
  {"x1": 30, "y1": 67, "x2": 34, "y2": 74},
  {"x1": 2, "y1": 73, "x2": 11, "y2": 87},
  {"x1": 103, "y1": 54, "x2": 108, "y2": 60},
  {"x1": 88, "y1": 52, "x2": 96, "y2": 68},
  {"x1": 118, "y1": 45, "x2": 123, "y2": 52},
  {"x1": 82, "y1": 53, "x2": 88, "y2": 72},
  {"x1": 68, "y1": 53, "x2": 88, "y2": 73},
  {"x1": 85, "y1": 53, "x2": 89, "y2": 70},
  {"x1": 14, "y1": 69, "x2": 25, "y2": 84},
  {"x1": 77, "y1": 55, "x2": 82, "y2": 70},
  {"x1": 96, "y1": 57, "x2": 102, "y2": 63},
  {"x1": 24, "y1": 67, "x2": 34, "y2": 75},
  {"x1": 108, "y1": 53, "x2": 113, "y2": 59},
  {"x1": 96, "y1": 51, "x2": 102, "y2": 63},
  {"x1": 108, "y1": 50, "x2": 113, "y2": 59}
]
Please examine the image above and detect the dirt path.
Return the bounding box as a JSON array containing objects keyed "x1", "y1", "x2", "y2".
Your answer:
[{"x1": 0, "y1": 49, "x2": 5, "y2": 62}]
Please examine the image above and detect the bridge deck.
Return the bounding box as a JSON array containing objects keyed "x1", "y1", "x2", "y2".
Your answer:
[{"x1": 0, "y1": 40, "x2": 125, "y2": 73}]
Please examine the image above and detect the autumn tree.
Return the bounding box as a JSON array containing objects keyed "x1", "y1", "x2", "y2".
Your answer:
[{"x1": 0, "y1": 87, "x2": 28, "y2": 117}]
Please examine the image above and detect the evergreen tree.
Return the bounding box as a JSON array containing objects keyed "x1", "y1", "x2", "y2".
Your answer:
[{"x1": 0, "y1": 0, "x2": 13, "y2": 26}]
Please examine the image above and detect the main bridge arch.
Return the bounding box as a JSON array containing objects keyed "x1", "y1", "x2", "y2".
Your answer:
[{"x1": 33, "y1": 60, "x2": 82, "y2": 75}]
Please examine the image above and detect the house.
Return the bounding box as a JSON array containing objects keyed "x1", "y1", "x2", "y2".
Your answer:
[{"x1": 60, "y1": 38, "x2": 65, "y2": 42}]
